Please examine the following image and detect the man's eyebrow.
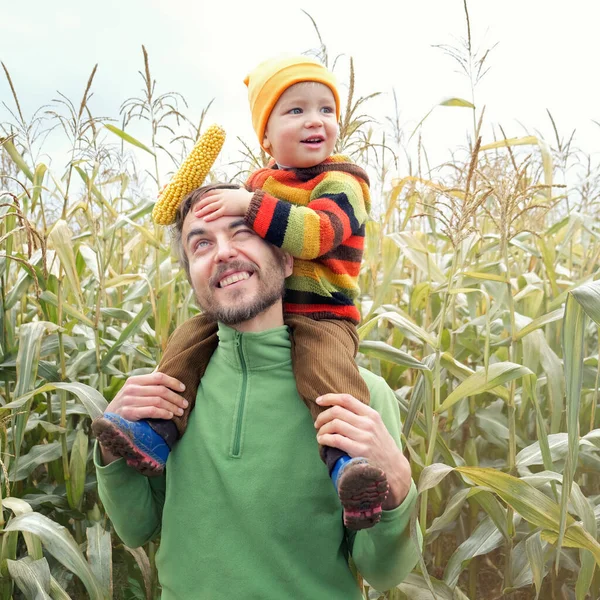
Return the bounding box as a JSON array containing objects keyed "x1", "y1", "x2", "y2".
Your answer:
[
  {"x1": 229, "y1": 219, "x2": 248, "y2": 230},
  {"x1": 186, "y1": 228, "x2": 206, "y2": 244}
]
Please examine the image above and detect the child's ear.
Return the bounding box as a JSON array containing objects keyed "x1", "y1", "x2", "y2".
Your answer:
[
  {"x1": 283, "y1": 251, "x2": 293, "y2": 277},
  {"x1": 262, "y1": 132, "x2": 271, "y2": 150}
]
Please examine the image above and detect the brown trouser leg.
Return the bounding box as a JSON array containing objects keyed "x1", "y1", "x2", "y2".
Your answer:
[
  {"x1": 284, "y1": 314, "x2": 370, "y2": 472},
  {"x1": 151, "y1": 314, "x2": 218, "y2": 439}
]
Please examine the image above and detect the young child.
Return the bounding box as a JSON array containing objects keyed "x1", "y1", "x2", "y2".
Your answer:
[{"x1": 94, "y1": 55, "x2": 389, "y2": 530}]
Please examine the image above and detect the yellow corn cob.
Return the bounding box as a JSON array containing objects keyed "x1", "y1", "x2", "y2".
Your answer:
[{"x1": 152, "y1": 124, "x2": 226, "y2": 225}]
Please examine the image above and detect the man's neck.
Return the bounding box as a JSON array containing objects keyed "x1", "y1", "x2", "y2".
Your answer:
[{"x1": 228, "y1": 302, "x2": 285, "y2": 333}]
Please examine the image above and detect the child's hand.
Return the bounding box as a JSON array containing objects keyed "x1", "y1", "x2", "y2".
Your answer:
[{"x1": 194, "y1": 188, "x2": 253, "y2": 221}]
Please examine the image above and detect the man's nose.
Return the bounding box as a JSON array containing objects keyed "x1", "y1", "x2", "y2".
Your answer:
[{"x1": 214, "y1": 239, "x2": 238, "y2": 262}]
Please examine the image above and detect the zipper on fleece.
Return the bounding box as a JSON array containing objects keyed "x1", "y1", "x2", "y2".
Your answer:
[{"x1": 231, "y1": 331, "x2": 248, "y2": 457}]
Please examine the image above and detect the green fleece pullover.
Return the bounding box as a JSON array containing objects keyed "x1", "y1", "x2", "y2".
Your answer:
[{"x1": 95, "y1": 324, "x2": 419, "y2": 599}]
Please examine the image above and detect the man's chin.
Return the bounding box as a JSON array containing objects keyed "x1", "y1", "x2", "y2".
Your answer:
[{"x1": 199, "y1": 293, "x2": 281, "y2": 327}]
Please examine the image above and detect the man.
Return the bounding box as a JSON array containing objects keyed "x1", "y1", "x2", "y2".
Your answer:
[{"x1": 95, "y1": 183, "x2": 420, "y2": 599}]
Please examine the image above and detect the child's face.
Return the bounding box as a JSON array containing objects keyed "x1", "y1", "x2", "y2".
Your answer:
[{"x1": 263, "y1": 82, "x2": 338, "y2": 168}]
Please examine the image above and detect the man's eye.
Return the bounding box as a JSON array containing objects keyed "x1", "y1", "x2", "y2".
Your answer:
[
  {"x1": 194, "y1": 240, "x2": 210, "y2": 252},
  {"x1": 234, "y1": 229, "x2": 254, "y2": 238}
]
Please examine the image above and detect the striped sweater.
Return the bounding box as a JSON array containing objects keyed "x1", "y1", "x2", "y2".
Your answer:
[{"x1": 245, "y1": 155, "x2": 370, "y2": 324}]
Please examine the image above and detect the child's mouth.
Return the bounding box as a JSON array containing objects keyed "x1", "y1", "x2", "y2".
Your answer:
[{"x1": 301, "y1": 137, "x2": 324, "y2": 145}]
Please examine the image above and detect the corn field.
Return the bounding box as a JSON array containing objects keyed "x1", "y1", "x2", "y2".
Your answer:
[{"x1": 1, "y1": 19, "x2": 600, "y2": 600}]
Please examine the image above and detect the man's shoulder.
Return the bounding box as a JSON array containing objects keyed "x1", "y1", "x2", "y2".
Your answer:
[{"x1": 358, "y1": 367, "x2": 394, "y2": 399}]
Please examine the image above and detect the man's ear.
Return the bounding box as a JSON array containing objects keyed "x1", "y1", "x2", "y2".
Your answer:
[{"x1": 283, "y1": 251, "x2": 293, "y2": 277}]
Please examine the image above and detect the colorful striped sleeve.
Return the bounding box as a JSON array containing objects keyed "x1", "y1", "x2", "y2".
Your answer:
[{"x1": 245, "y1": 171, "x2": 369, "y2": 260}]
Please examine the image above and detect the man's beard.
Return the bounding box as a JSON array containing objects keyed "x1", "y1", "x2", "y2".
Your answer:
[{"x1": 196, "y1": 257, "x2": 286, "y2": 326}]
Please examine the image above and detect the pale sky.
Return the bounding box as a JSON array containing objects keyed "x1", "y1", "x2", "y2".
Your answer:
[{"x1": 1, "y1": 0, "x2": 599, "y2": 186}]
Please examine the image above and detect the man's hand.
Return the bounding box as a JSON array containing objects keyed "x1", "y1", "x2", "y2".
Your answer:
[
  {"x1": 99, "y1": 372, "x2": 187, "y2": 465},
  {"x1": 194, "y1": 188, "x2": 253, "y2": 221},
  {"x1": 314, "y1": 394, "x2": 412, "y2": 510}
]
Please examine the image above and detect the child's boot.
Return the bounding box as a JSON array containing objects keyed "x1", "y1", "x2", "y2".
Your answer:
[
  {"x1": 329, "y1": 451, "x2": 389, "y2": 530},
  {"x1": 92, "y1": 414, "x2": 178, "y2": 476}
]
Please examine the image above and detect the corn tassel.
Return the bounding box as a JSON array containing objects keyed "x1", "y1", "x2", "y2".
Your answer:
[{"x1": 152, "y1": 124, "x2": 226, "y2": 225}]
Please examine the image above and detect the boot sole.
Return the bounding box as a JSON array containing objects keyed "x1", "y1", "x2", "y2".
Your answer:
[
  {"x1": 92, "y1": 417, "x2": 164, "y2": 477},
  {"x1": 338, "y1": 461, "x2": 389, "y2": 530}
]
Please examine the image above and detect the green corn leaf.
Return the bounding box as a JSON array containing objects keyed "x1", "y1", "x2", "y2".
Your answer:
[
  {"x1": 104, "y1": 124, "x2": 155, "y2": 155},
  {"x1": 14, "y1": 382, "x2": 108, "y2": 420},
  {"x1": 515, "y1": 308, "x2": 564, "y2": 340},
  {"x1": 456, "y1": 467, "x2": 600, "y2": 565},
  {"x1": 50, "y1": 577, "x2": 73, "y2": 600},
  {"x1": 444, "y1": 516, "x2": 503, "y2": 588},
  {"x1": 48, "y1": 220, "x2": 84, "y2": 310},
  {"x1": 377, "y1": 310, "x2": 437, "y2": 348},
  {"x1": 100, "y1": 303, "x2": 153, "y2": 368},
  {"x1": 4, "y1": 512, "x2": 107, "y2": 600},
  {"x1": 359, "y1": 340, "x2": 429, "y2": 370},
  {"x1": 31, "y1": 162, "x2": 47, "y2": 208},
  {"x1": 472, "y1": 490, "x2": 510, "y2": 541},
  {"x1": 439, "y1": 362, "x2": 533, "y2": 413},
  {"x1": 440, "y1": 97, "x2": 475, "y2": 108},
  {"x1": 86, "y1": 523, "x2": 112, "y2": 599},
  {"x1": 559, "y1": 291, "x2": 586, "y2": 567},
  {"x1": 427, "y1": 488, "x2": 474, "y2": 540},
  {"x1": 13, "y1": 322, "x2": 57, "y2": 459},
  {"x1": 2, "y1": 498, "x2": 43, "y2": 559},
  {"x1": 396, "y1": 572, "x2": 461, "y2": 600},
  {"x1": 9, "y1": 441, "x2": 64, "y2": 482},
  {"x1": 0, "y1": 136, "x2": 34, "y2": 181},
  {"x1": 418, "y1": 463, "x2": 454, "y2": 493},
  {"x1": 123, "y1": 546, "x2": 152, "y2": 600},
  {"x1": 39, "y1": 291, "x2": 94, "y2": 327},
  {"x1": 389, "y1": 232, "x2": 446, "y2": 284},
  {"x1": 67, "y1": 427, "x2": 88, "y2": 509},
  {"x1": 570, "y1": 279, "x2": 600, "y2": 327},
  {"x1": 75, "y1": 166, "x2": 119, "y2": 218},
  {"x1": 7, "y1": 557, "x2": 52, "y2": 600},
  {"x1": 525, "y1": 532, "x2": 544, "y2": 600}
]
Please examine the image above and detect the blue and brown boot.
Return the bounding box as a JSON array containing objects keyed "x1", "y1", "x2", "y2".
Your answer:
[
  {"x1": 92, "y1": 413, "x2": 172, "y2": 476},
  {"x1": 331, "y1": 454, "x2": 389, "y2": 530}
]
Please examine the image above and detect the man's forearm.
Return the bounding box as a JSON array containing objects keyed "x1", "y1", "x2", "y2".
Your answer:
[
  {"x1": 94, "y1": 442, "x2": 165, "y2": 548},
  {"x1": 352, "y1": 482, "x2": 421, "y2": 591}
]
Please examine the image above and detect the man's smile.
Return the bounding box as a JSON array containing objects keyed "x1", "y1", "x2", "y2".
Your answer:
[{"x1": 218, "y1": 271, "x2": 253, "y2": 288}]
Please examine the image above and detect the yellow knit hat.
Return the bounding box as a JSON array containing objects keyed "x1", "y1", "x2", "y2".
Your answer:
[{"x1": 244, "y1": 55, "x2": 341, "y2": 152}]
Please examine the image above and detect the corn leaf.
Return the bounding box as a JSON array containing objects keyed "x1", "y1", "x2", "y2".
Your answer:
[
  {"x1": 2, "y1": 498, "x2": 43, "y2": 559},
  {"x1": 456, "y1": 467, "x2": 600, "y2": 565},
  {"x1": 48, "y1": 220, "x2": 83, "y2": 310},
  {"x1": 444, "y1": 516, "x2": 503, "y2": 588},
  {"x1": 100, "y1": 303, "x2": 153, "y2": 368},
  {"x1": 6, "y1": 557, "x2": 52, "y2": 600},
  {"x1": 67, "y1": 428, "x2": 88, "y2": 509},
  {"x1": 525, "y1": 532, "x2": 544, "y2": 600},
  {"x1": 558, "y1": 291, "x2": 586, "y2": 566},
  {"x1": 14, "y1": 382, "x2": 107, "y2": 420},
  {"x1": 418, "y1": 463, "x2": 454, "y2": 493},
  {"x1": 439, "y1": 362, "x2": 533, "y2": 413},
  {"x1": 1, "y1": 136, "x2": 34, "y2": 181},
  {"x1": 86, "y1": 523, "x2": 112, "y2": 600},
  {"x1": 359, "y1": 340, "x2": 429, "y2": 370},
  {"x1": 104, "y1": 124, "x2": 155, "y2": 155},
  {"x1": 4, "y1": 512, "x2": 107, "y2": 600}
]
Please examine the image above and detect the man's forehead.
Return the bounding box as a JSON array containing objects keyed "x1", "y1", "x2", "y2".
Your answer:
[{"x1": 183, "y1": 213, "x2": 246, "y2": 238}]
